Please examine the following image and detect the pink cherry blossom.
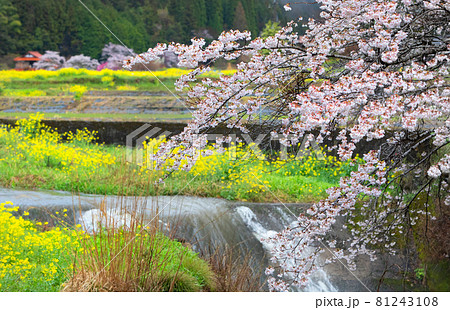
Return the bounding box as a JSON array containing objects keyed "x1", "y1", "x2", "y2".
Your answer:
[{"x1": 126, "y1": 0, "x2": 450, "y2": 291}]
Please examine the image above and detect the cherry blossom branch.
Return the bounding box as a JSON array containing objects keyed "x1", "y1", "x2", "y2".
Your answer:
[{"x1": 124, "y1": 0, "x2": 450, "y2": 291}]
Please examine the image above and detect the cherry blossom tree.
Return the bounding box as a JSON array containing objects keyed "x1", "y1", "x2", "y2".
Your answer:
[
  {"x1": 126, "y1": 0, "x2": 449, "y2": 291},
  {"x1": 64, "y1": 54, "x2": 100, "y2": 70},
  {"x1": 101, "y1": 42, "x2": 135, "y2": 70},
  {"x1": 33, "y1": 51, "x2": 65, "y2": 70}
]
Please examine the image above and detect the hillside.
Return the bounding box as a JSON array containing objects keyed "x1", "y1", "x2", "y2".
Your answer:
[{"x1": 0, "y1": 0, "x2": 301, "y2": 59}]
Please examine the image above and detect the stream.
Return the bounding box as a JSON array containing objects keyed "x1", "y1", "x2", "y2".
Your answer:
[{"x1": 0, "y1": 187, "x2": 398, "y2": 292}]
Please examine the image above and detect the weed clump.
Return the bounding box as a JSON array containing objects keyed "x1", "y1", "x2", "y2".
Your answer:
[{"x1": 63, "y1": 199, "x2": 216, "y2": 292}]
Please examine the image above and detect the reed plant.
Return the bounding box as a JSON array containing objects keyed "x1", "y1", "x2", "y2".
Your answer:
[
  {"x1": 63, "y1": 197, "x2": 216, "y2": 292},
  {"x1": 201, "y1": 245, "x2": 265, "y2": 292}
]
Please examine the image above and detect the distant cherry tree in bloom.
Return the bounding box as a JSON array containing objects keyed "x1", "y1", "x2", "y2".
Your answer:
[
  {"x1": 33, "y1": 51, "x2": 65, "y2": 70},
  {"x1": 126, "y1": 0, "x2": 449, "y2": 291},
  {"x1": 64, "y1": 54, "x2": 100, "y2": 70},
  {"x1": 101, "y1": 42, "x2": 135, "y2": 70}
]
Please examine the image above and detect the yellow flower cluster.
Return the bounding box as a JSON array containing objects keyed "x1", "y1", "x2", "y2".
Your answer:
[
  {"x1": 139, "y1": 139, "x2": 354, "y2": 200},
  {"x1": 116, "y1": 85, "x2": 137, "y2": 91},
  {"x1": 0, "y1": 201, "x2": 82, "y2": 290},
  {"x1": 138, "y1": 137, "x2": 188, "y2": 178},
  {"x1": 100, "y1": 76, "x2": 115, "y2": 87},
  {"x1": 141, "y1": 139, "x2": 270, "y2": 197},
  {"x1": 68, "y1": 85, "x2": 88, "y2": 100},
  {"x1": 0, "y1": 113, "x2": 115, "y2": 174},
  {"x1": 270, "y1": 147, "x2": 350, "y2": 178},
  {"x1": 64, "y1": 128, "x2": 98, "y2": 145},
  {"x1": 192, "y1": 143, "x2": 270, "y2": 196},
  {"x1": 0, "y1": 68, "x2": 236, "y2": 81}
]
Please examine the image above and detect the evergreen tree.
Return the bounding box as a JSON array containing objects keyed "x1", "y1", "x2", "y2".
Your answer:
[
  {"x1": 3, "y1": 0, "x2": 290, "y2": 59},
  {"x1": 222, "y1": 0, "x2": 239, "y2": 29},
  {"x1": 232, "y1": 1, "x2": 248, "y2": 31},
  {"x1": 0, "y1": 0, "x2": 21, "y2": 54},
  {"x1": 206, "y1": 0, "x2": 223, "y2": 34},
  {"x1": 260, "y1": 20, "x2": 281, "y2": 38},
  {"x1": 240, "y1": 0, "x2": 257, "y2": 35}
]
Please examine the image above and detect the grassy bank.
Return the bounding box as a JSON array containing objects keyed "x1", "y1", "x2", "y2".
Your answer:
[
  {"x1": 0, "y1": 201, "x2": 217, "y2": 292},
  {"x1": 0, "y1": 114, "x2": 359, "y2": 203}
]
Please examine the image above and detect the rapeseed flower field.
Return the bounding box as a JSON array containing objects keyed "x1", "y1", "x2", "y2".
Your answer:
[
  {"x1": 0, "y1": 201, "x2": 83, "y2": 291},
  {"x1": 0, "y1": 68, "x2": 236, "y2": 97},
  {"x1": 0, "y1": 113, "x2": 115, "y2": 175},
  {"x1": 0, "y1": 68, "x2": 236, "y2": 81},
  {"x1": 0, "y1": 114, "x2": 358, "y2": 201},
  {"x1": 141, "y1": 136, "x2": 358, "y2": 201}
]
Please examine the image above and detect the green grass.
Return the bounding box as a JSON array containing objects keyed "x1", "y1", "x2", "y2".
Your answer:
[
  {"x1": 0, "y1": 112, "x2": 192, "y2": 121},
  {"x1": 0, "y1": 71, "x2": 180, "y2": 95},
  {"x1": 68, "y1": 229, "x2": 215, "y2": 292},
  {"x1": 1, "y1": 80, "x2": 177, "y2": 96},
  {"x1": 263, "y1": 174, "x2": 337, "y2": 203}
]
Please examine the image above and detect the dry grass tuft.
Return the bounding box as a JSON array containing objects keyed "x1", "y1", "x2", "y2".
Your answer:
[
  {"x1": 63, "y1": 197, "x2": 216, "y2": 292},
  {"x1": 204, "y1": 245, "x2": 265, "y2": 292}
]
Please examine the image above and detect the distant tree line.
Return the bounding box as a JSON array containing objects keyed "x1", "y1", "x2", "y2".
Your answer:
[{"x1": 0, "y1": 0, "x2": 290, "y2": 58}]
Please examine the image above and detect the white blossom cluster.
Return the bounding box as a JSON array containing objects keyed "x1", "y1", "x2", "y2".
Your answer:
[
  {"x1": 64, "y1": 54, "x2": 100, "y2": 70},
  {"x1": 33, "y1": 51, "x2": 65, "y2": 70}
]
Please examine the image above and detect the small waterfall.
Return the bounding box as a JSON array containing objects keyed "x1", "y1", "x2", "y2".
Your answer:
[
  {"x1": 235, "y1": 206, "x2": 337, "y2": 292},
  {"x1": 78, "y1": 196, "x2": 269, "y2": 266},
  {"x1": 2, "y1": 187, "x2": 340, "y2": 292}
]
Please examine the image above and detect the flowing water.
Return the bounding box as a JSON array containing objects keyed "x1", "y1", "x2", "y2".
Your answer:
[{"x1": 1, "y1": 187, "x2": 394, "y2": 292}]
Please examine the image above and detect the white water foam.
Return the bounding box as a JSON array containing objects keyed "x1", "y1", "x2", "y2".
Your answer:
[
  {"x1": 79, "y1": 208, "x2": 133, "y2": 232},
  {"x1": 235, "y1": 206, "x2": 337, "y2": 292}
]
